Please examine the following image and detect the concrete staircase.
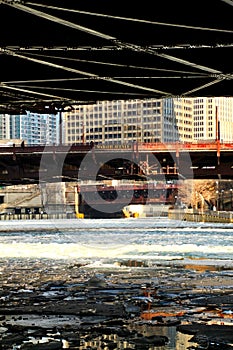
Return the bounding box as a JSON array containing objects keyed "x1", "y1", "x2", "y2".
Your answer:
[{"x1": 0, "y1": 189, "x2": 41, "y2": 213}]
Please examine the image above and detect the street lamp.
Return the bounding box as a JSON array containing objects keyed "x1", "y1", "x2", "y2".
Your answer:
[
  {"x1": 221, "y1": 190, "x2": 224, "y2": 211},
  {"x1": 216, "y1": 190, "x2": 219, "y2": 211},
  {"x1": 230, "y1": 189, "x2": 233, "y2": 210}
]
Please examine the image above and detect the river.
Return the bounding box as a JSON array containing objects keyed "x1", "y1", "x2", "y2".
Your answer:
[
  {"x1": 0, "y1": 217, "x2": 233, "y2": 265},
  {"x1": 0, "y1": 217, "x2": 233, "y2": 349}
]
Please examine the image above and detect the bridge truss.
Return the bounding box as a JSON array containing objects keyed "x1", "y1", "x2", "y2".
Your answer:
[{"x1": 0, "y1": 0, "x2": 233, "y2": 114}]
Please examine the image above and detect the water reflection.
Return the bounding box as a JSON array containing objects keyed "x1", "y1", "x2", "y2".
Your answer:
[{"x1": 77, "y1": 325, "x2": 198, "y2": 350}]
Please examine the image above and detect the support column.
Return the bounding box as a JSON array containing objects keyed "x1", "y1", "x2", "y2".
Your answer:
[{"x1": 59, "y1": 110, "x2": 63, "y2": 145}]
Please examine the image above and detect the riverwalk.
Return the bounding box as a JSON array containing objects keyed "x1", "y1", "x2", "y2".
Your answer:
[{"x1": 169, "y1": 208, "x2": 233, "y2": 223}]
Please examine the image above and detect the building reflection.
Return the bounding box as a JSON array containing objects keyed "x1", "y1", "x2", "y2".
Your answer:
[{"x1": 76, "y1": 324, "x2": 198, "y2": 350}]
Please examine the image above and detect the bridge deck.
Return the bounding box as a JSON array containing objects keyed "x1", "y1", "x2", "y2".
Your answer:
[{"x1": 0, "y1": 142, "x2": 232, "y2": 185}]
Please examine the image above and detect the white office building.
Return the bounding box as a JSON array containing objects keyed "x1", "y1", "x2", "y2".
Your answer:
[{"x1": 63, "y1": 98, "x2": 181, "y2": 145}]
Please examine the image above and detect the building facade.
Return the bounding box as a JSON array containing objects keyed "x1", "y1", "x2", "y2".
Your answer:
[
  {"x1": 63, "y1": 98, "x2": 181, "y2": 145},
  {"x1": 0, "y1": 112, "x2": 59, "y2": 145},
  {"x1": 1, "y1": 97, "x2": 233, "y2": 145},
  {"x1": 174, "y1": 96, "x2": 233, "y2": 142},
  {"x1": 215, "y1": 97, "x2": 233, "y2": 142},
  {"x1": 169, "y1": 98, "x2": 193, "y2": 142},
  {"x1": 0, "y1": 114, "x2": 9, "y2": 140},
  {"x1": 162, "y1": 96, "x2": 233, "y2": 143}
]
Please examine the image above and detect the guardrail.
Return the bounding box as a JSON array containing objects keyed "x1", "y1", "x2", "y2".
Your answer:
[
  {"x1": 169, "y1": 208, "x2": 233, "y2": 223},
  {"x1": 0, "y1": 141, "x2": 233, "y2": 153}
]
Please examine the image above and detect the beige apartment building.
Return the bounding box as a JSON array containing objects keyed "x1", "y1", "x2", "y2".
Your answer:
[
  {"x1": 63, "y1": 97, "x2": 201, "y2": 145},
  {"x1": 167, "y1": 98, "x2": 193, "y2": 142},
  {"x1": 1, "y1": 97, "x2": 230, "y2": 146},
  {"x1": 1, "y1": 97, "x2": 232, "y2": 146},
  {"x1": 63, "y1": 98, "x2": 181, "y2": 145},
  {"x1": 215, "y1": 97, "x2": 233, "y2": 142},
  {"x1": 173, "y1": 96, "x2": 233, "y2": 142}
]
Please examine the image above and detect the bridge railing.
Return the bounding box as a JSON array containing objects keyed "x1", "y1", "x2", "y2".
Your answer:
[
  {"x1": 1, "y1": 141, "x2": 233, "y2": 153},
  {"x1": 137, "y1": 141, "x2": 233, "y2": 151}
]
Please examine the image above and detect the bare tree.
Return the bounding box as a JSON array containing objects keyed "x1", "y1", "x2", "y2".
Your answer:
[{"x1": 175, "y1": 180, "x2": 217, "y2": 210}]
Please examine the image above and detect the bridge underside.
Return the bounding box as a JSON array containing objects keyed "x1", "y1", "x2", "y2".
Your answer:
[{"x1": 0, "y1": 0, "x2": 233, "y2": 114}]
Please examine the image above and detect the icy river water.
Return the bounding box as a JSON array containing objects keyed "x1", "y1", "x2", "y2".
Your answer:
[{"x1": 0, "y1": 217, "x2": 233, "y2": 349}]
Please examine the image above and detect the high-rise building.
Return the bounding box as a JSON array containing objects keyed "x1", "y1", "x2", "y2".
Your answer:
[
  {"x1": 168, "y1": 98, "x2": 193, "y2": 142},
  {"x1": 1, "y1": 97, "x2": 233, "y2": 145},
  {"x1": 215, "y1": 97, "x2": 233, "y2": 142},
  {"x1": 193, "y1": 97, "x2": 216, "y2": 141},
  {"x1": 0, "y1": 112, "x2": 59, "y2": 145},
  {"x1": 176, "y1": 97, "x2": 233, "y2": 142},
  {"x1": 164, "y1": 97, "x2": 233, "y2": 143},
  {"x1": 0, "y1": 114, "x2": 8, "y2": 140},
  {"x1": 63, "y1": 98, "x2": 180, "y2": 145}
]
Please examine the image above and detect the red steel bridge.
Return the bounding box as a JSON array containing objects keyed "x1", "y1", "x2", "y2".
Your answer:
[{"x1": 0, "y1": 141, "x2": 232, "y2": 185}]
